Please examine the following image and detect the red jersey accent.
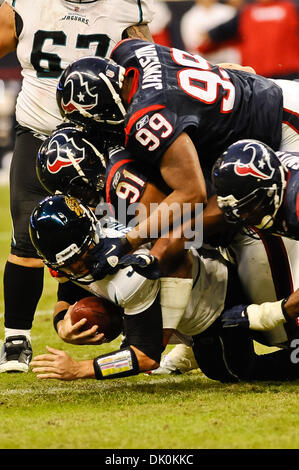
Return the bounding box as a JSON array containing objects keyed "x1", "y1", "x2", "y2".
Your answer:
[
  {"x1": 282, "y1": 120, "x2": 299, "y2": 135},
  {"x1": 125, "y1": 67, "x2": 140, "y2": 104},
  {"x1": 296, "y1": 191, "x2": 299, "y2": 221},
  {"x1": 105, "y1": 158, "x2": 133, "y2": 204}
]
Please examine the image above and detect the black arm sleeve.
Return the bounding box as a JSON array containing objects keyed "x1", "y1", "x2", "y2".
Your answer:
[
  {"x1": 123, "y1": 295, "x2": 164, "y2": 363},
  {"x1": 15, "y1": 12, "x2": 23, "y2": 38},
  {"x1": 57, "y1": 281, "x2": 92, "y2": 305},
  {"x1": 209, "y1": 13, "x2": 240, "y2": 43}
]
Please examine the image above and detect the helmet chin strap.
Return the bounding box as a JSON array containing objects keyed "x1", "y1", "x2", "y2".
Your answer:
[
  {"x1": 64, "y1": 148, "x2": 86, "y2": 178},
  {"x1": 255, "y1": 215, "x2": 274, "y2": 230},
  {"x1": 82, "y1": 138, "x2": 106, "y2": 168},
  {"x1": 98, "y1": 70, "x2": 127, "y2": 119},
  {"x1": 255, "y1": 166, "x2": 287, "y2": 230}
]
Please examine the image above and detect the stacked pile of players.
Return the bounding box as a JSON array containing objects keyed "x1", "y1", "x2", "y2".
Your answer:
[{"x1": 2, "y1": 0, "x2": 299, "y2": 382}]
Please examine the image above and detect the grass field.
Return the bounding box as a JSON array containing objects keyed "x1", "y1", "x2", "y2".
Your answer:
[{"x1": 1, "y1": 184, "x2": 299, "y2": 452}]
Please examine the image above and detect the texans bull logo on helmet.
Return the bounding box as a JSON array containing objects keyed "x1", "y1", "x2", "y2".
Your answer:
[
  {"x1": 59, "y1": 71, "x2": 98, "y2": 116},
  {"x1": 46, "y1": 132, "x2": 85, "y2": 174},
  {"x1": 230, "y1": 141, "x2": 276, "y2": 180}
]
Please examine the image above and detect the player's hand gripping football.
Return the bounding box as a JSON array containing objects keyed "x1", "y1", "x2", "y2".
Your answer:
[{"x1": 56, "y1": 305, "x2": 105, "y2": 345}]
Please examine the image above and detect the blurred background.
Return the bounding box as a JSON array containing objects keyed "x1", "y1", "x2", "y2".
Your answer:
[{"x1": 1, "y1": 0, "x2": 299, "y2": 183}]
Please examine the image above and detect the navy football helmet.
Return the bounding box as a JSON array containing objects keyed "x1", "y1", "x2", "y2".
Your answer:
[
  {"x1": 37, "y1": 124, "x2": 106, "y2": 208},
  {"x1": 29, "y1": 195, "x2": 100, "y2": 282},
  {"x1": 56, "y1": 56, "x2": 126, "y2": 130},
  {"x1": 212, "y1": 140, "x2": 287, "y2": 230}
]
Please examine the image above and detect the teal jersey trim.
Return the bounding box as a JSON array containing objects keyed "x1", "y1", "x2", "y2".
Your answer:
[{"x1": 137, "y1": 0, "x2": 143, "y2": 23}]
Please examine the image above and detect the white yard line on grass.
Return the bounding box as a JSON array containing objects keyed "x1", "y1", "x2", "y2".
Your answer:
[{"x1": 0, "y1": 309, "x2": 52, "y2": 319}]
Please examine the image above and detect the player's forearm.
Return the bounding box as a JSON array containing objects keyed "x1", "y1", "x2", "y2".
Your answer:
[
  {"x1": 0, "y1": 3, "x2": 17, "y2": 58},
  {"x1": 283, "y1": 289, "x2": 299, "y2": 318},
  {"x1": 127, "y1": 133, "x2": 207, "y2": 249},
  {"x1": 127, "y1": 188, "x2": 204, "y2": 250},
  {"x1": 202, "y1": 194, "x2": 228, "y2": 240},
  {"x1": 131, "y1": 345, "x2": 159, "y2": 371},
  {"x1": 53, "y1": 301, "x2": 70, "y2": 335},
  {"x1": 77, "y1": 360, "x2": 96, "y2": 379}
]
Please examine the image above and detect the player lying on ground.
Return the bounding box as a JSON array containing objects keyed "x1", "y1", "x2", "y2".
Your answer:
[
  {"x1": 55, "y1": 39, "x2": 299, "y2": 280},
  {"x1": 29, "y1": 194, "x2": 299, "y2": 382}
]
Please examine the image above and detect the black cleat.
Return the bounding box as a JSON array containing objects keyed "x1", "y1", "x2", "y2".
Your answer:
[{"x1": 0, "y1": 335, "x2": 32, "y2": 373}]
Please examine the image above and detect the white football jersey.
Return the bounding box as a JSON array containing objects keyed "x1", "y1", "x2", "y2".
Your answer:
[
  {"x1": 5, "y1": 0, "x2": 154, "y2": 134},
  {"x1": 176, "y1": 248, "x2": 228, "y2": 337},
  {"x1": 75, "y1": 244, "x2": 228, "y2": 336}
]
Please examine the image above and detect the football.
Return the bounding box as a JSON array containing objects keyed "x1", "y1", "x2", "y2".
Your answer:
[{"x1": 70, "y1": 296, "x2": 123, "y2": 342}]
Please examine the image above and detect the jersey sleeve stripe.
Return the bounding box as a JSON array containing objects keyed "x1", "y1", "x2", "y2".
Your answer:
[
  {"x1": 124, "y1": 104, "x2": 165, "y2": 145},
  {"x1": 258, "y1": 232, "x2": 294, "y2": 298},
  {"x1": 105, "y1": 158, "x2": 133, "y2": 204},
  {"x1": 283, "y1": 108, "x2": 299, "y2": 135},
  {"x1": 137, "y1": 0, "x2": 143, "y2": 23}
]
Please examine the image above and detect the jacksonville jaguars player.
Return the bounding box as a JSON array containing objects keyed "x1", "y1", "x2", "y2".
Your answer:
[
  {"x1": 55, "y1": 39, "x2": 299, "y2": 283},
  {"x1": 213, "y1": 139, "x2": 299, "y2": 240},
  {"x1": 28, "y1": 194, "x2": 299, "y2": 383},
  {"x1": 0, "y1": 0, "x2": 154, "y2": 373}
]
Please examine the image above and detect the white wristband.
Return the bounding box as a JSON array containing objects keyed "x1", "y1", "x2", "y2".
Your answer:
[
  {"x1": 160, "y1": 277, "x2": 193, "y2": 329},
  {"x1": 247, "y1": 300, "x2": 286, "y2": 331}
]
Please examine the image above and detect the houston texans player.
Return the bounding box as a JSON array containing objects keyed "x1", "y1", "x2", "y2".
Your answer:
[
  {"x1": 28, "y1": 194, "x2": 299, "y2": 383},
  {"x1": 36, "y1": 126, "x2": 299, "y2": 374},
  {"x1": 55, "y1": 39, "x2": 299, "y2": 282},
  {"x1": 212, "y1": 139, "x2": 299, "y2": 241},
  {"x1": 0, "y1": 0, "x2": 154, "y2": 374}
]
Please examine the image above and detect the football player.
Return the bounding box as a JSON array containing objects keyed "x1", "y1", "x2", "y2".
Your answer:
[
  {"x1": 35, "y1": 126, "x2": 299, "y2": 372},
  {"x1": 212, "y1": 139, "x2": 299, "y2": 240},
  {"x1": 0, "y1": 0, "x2": 154, "y2": 373},
  {"x1": 55, "y1": 39, "x2": 299, "y2": 280},
  {"x1": 29, "y1": 194, "x2": 299, "y2": 383}
]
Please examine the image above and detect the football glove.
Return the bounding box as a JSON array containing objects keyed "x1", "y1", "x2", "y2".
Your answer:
[
  {"x1": 221, "y1": 304, "x2": 250, "y2": 328},
  {"x1": 90, "y1": 236, "x2": 132, "y2": 280},
  {"x1": 118, "y1": 253, "x2": 161, "y2": 280}
]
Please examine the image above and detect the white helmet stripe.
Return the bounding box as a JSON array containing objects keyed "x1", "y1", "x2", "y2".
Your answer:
[{"x1": 98, "y1": 71, "x2": 127, "y2": 118}]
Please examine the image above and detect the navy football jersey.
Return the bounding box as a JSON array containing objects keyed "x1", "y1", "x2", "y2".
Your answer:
[
  {"x1": 275, "y1": 151, "x2": 299, "y2": 239},
  {"x1": 105, "y1": 146, "x2": 148, "y2": 225},
  {"x1": 111, "y1": 39, "x2": 283, "y2": 172},
  {"x1": 105, "y1": 145, "x2": 171, "y2": 227}
]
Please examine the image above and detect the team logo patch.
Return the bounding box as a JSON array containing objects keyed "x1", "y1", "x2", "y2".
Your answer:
[
  {"x1": 136, "y1": 114, "x2": 149, "y2": 131},
  {"x1": 46, "y1": 133, "x2": 85, "y2": 174},
  {"x1": 233, "y1": 141, "x2": 276, "y2": 180},
  {"x1": 65, "y1": 196, "x2": 84, "y2": 216},
  {"x1": 61, "y1": 71, "x2": 98, "y2": 115}
]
